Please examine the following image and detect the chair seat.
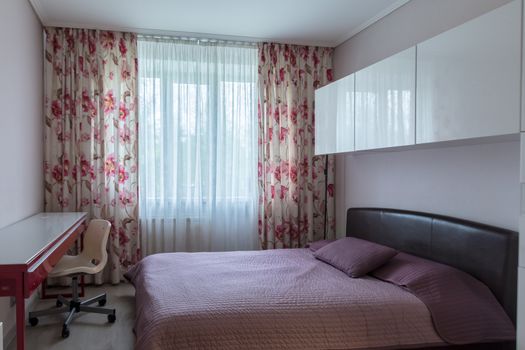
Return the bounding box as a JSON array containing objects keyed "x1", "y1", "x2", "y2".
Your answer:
[{"x1": 49, "y1": 254, "x2": 104, "y2": 277}]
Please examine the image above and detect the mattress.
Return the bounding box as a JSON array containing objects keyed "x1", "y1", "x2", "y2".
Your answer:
[{"x1": 126, "y1": 248, "x2": 445, "y2": 350}]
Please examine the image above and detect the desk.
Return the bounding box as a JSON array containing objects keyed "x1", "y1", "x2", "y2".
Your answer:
[{"x1": 0, "y1": 212, "x2": 87, "y2": 350}]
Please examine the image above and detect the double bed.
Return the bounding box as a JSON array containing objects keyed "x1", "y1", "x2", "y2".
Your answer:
[{"x1": 126, "y1": 208, "x2": 518, "y2": 349}]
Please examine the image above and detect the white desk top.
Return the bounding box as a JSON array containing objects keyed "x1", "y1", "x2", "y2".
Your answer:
[{"x1": 0, "y1": 212, "x2": 87, "y2": 266}]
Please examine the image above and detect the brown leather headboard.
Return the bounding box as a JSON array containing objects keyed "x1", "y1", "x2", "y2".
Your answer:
[{"x1": 346, "y1": 207, "x2": 518, "y2": 323}]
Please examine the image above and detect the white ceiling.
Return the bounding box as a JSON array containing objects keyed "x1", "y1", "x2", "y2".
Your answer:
[{"x1": 29, "y1": 0, "x2": 410, "y2": 47}]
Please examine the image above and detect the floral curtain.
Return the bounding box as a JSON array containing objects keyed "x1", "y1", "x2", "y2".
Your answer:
[
  {"x1": 258, "y1": 43, "x2": 335, "y2": 249},
  {"x1": 43, "y1": 27, "x2": 139, "y2": 284}
]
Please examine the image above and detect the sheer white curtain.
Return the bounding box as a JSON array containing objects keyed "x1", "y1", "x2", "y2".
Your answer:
[{"x1": 138, "y1": 37, "x2": 259, "y2": 255}]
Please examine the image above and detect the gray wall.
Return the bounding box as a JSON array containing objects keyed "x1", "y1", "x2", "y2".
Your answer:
[
  {"x1": 0, "y1": 0, "x2": 43, "y2": 345},
  {"x1": 333, "y1": 0, "x2": 519, "y2": 236}
]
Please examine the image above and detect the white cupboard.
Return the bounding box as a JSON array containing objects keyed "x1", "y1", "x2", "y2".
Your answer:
[
  {"x1": 314, "y1": 0, "x2": 521, "y2": 154},
  {"x1": 315, "y1": 82, "x2": 337, "y2": 155},
  {"x1": 416, "y1": 0, "x2": 521, "y2": 144},
  {"x1": 315, "y1": 74, "x2": 355, "y2": 155},
  {"x1": 354, "y1": 47, "x2": 416, "y2": 151}
]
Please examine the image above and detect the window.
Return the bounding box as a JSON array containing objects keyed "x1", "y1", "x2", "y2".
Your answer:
[{"x1": 138, "y1": 38, "x2": 259, "y2": 253}]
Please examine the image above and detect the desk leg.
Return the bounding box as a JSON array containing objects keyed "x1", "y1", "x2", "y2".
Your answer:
[{"x1": 15, "y1": 276, "x2": 24, "y2": 350}]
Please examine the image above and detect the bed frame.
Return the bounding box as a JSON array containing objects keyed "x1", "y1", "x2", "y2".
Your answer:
[{"x1": 345, "y1": 208, "x2": 518, "y2": 350}]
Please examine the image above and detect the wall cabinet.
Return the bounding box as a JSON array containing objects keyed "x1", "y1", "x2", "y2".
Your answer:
[
  {"x1": 314, "y1": 0, "x2": 521, "y2": 154},
  {"x1": 416, "y1": 0, "x2": 521, "y2": 144},
  {"x1": 315, "y1": 74, "x2": 355, "y2": 155},
  {"x1": 355, "y1": 47, "x2": 416, "y2": 150},
  {"x1": 315, "y1": 81, "x2": 337, "y2": 155}
]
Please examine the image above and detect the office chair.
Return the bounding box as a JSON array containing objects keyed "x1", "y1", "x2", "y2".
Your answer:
[{"x1": 28, "y1": 219, "x2": 116, "y2": 338}]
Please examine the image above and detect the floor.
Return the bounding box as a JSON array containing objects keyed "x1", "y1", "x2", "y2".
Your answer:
[{"x1": 8, "y1": 283, "x2": 136, "y2": 350}]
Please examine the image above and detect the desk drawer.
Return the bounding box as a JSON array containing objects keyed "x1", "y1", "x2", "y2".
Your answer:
[
  {"x1": 0, "y1": 278, "x2": 16, "y2": 297},
  {"x1": 26, "y1": 261, "x2": 54, "y2": 295}
]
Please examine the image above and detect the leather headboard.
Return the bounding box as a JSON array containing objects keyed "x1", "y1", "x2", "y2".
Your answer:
[{"x1": 346, "y1": 208, "x2": 518, "y2": 323}]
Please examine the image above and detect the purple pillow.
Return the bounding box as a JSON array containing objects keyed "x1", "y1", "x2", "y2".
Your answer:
[
  {"x1": 306, "y1": 239, "x2": 335, "y2": 252},
  {"x1": 313, "y1": 237, "x2": 397, "y2": 277},
  {"x1": 372, "y1": 253, "x2": 515, "y2": 344}
]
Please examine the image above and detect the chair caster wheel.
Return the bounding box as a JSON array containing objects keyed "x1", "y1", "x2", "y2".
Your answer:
[
  {"x1": 98, "y1": 299, "x2": 107, "y2": 306},
  {"x1": 29, "y1": 317, "x2": 38, "y2": 327},
  {"x1": 56, "y1": 300, "x2": 63, "y2": 308},
  {"x1": 61, "y1": 326, "x2": 70, "y2": 338},
  {"x1": 108, "y1": 312, "x2": 116, "y2": 323}
]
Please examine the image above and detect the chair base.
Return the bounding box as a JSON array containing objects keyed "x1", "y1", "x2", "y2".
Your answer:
[
  {"x1": 41, "y1": 274, "x2": 85, "y2": 299},
  {"x1": 28, "y1": 276, "x2": 116, "y2": 338}
]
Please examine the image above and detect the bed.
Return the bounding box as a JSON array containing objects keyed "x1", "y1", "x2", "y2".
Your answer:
[{"x1": 126, "y1": 208, "x2": 518, "y2": 350}]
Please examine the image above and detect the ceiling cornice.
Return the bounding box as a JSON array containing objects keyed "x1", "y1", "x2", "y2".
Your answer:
[
  {"x1": 28, "y1": 0, "x2": 46, "y2": 24},
  {"x1": 333, "y1": 0, "x2": 412, "y2": 46}
]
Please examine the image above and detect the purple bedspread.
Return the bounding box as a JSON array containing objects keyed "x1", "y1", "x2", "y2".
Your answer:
[
  {"x1": 126, "y1": 249, "x2": 443, "y2": 350},
  {"x1": 372, "y1": 252, "x2": 515, "y2": 345}
]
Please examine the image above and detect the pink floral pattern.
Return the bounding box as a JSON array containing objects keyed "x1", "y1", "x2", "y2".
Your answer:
[
  {"x1": 258, "y1": 43, "x2": 335, "y2": 249},
  {"x1": 43, "y1": 28, "x2": 139, "y2": 283}
]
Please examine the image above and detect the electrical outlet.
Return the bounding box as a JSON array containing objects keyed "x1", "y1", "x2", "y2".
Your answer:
[{"x1": 9, "y1": 297, "x2": 15, "y2": 308}]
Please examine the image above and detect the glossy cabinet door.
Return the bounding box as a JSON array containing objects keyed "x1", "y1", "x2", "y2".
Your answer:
[
  {"x1": 315, "y1": 82, "x2": 337, "y2": 155},
  {"x1": 354, "y1": 47, "x2": 416, "y2": 151},
  {"x1": 315, "y1": 74, "x2": 355, "y2": 155},
  {"x1": 334, "y1": 74, "x2": 355, "y2": 153},
  {"x1": 417, "y1": 0, "x2": 521, "y2": 143}
]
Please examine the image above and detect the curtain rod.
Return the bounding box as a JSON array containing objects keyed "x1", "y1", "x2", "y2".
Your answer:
[{"x1": 137, "y1": 34, "x2": 258, "y2": 47}]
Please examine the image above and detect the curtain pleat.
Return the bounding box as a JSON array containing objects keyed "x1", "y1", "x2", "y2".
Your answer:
[
  {"x1": 257, "y1": 43, "x2": 336, "y2": 249},
  {"x1": 43, "y1": 27, "x2": 139, "y2": 284}
]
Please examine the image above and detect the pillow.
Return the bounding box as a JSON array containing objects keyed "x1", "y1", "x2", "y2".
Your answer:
[
  {"x1": 306, "y1": 239, "x2": 335, "y2": 252},
  {"x1": 372, "y1": 253, "x2": 515, "y2": 344},
  {"x1": 313, "y1": 237, "x2": 397, "y2": 277}
]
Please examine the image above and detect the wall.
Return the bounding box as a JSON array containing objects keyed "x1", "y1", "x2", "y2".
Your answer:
[
  {"x1": 0, "y1": 0, "x2": 43, "y2": 346},
  {"x1": 333, "y1": 0, "x2": 519, "y2": 236},
  {"x1": 343, "y1": 141, "x2": 520, "y2": 230}
]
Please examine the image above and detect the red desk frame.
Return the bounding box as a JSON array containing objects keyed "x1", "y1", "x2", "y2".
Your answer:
[{"x1": 0, "y1": 215, "x2": 86, "y2": 350}]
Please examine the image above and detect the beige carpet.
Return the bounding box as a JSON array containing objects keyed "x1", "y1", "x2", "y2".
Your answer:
[{"x1": 8, "y1": 283, "x2": 136, "y2": 350}]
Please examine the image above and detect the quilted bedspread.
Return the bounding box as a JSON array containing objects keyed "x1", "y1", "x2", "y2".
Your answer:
[{"x1": 125, "y1": 249, "x2": 444, "y2": 350}]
